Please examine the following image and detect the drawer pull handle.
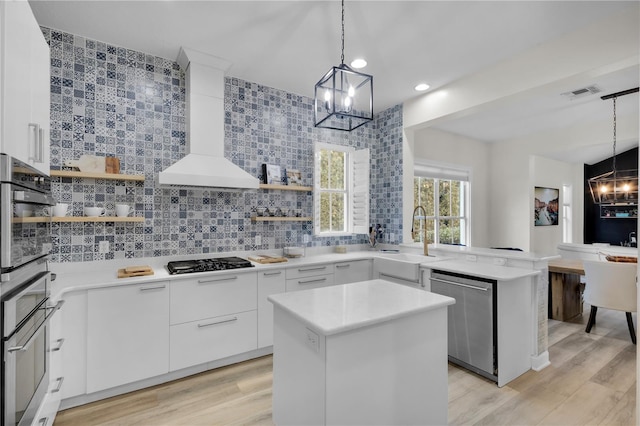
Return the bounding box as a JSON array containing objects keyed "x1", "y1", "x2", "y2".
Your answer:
[
  {"x1": 140, "y1": 285, "x2": 166, "y2": 292},
  {"x1": 335, "y1": 264, "x2": 350, "y2": 268},
  {"x1": 198, "y1": 276, "x2": 238, "y2": 284},
  {"x1": 52, "y1": 377, "x2": 64, "y2": 393},
  {"x1": 298, "y1": 266, "x2": 326, "y2": 272},
  {"x1": 38, "y1": 417, "x2": 48, "y2": 426},
  {"x1": 51, "y1": 338, "x2": 65, "y2": 352},
  {"x1": 263, "y1": 271, "x2": 282, "y2": 276},
  {"x1": 298, "y1": 277, "x2": 327, "y2": 285},
  {"x1": 198, "y1": 317, "x2": 238, "y2": 328}
]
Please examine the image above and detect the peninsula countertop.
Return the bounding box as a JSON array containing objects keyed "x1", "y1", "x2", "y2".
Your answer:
[{"x1": 268, "y1": 279, "x2": 455, "y2": 336}]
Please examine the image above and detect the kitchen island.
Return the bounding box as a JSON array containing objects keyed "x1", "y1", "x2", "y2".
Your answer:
[{"x1": 268, "y1": 279, "x2": 455, "y2": 426}]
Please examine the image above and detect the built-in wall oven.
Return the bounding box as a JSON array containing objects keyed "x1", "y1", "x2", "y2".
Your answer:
[{"x1": 1, "y1": 154, "x2": 57, "y2": 426}]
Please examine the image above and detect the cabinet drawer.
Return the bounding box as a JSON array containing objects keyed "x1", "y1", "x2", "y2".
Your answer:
[
  {"x1": 171, "y1": 272, "x2": 257, "y2": 325},
  {"x1": 170, "y1": 310, "x2": 257, "y2": 371},
  {"x1": 286, "y1": 264, "x2": 334, "y2": 280},
  {"x1": 286, "y1": 274, "x2": 335, "y2": 292}
]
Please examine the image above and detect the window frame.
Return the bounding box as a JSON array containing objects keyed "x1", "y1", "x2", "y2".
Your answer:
[
  {"x1": 314, "y1": 142, "x2": 369, "y2": 237},
  {"x1": 413, "y1": 162, "x2": 470, "y2": 246}
]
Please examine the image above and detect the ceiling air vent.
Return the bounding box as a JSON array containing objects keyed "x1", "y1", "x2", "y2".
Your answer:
[{"x1": 561, "y1": 85, "x2": 602, "y2": 100}]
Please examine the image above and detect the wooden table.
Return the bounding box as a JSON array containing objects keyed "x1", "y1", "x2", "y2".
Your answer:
[{"x1": 548, "y1": 259, "x2": 585, "y2": 321}]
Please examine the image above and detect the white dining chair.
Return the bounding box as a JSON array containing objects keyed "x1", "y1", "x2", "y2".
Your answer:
[{"x1": 582, "y1": 260, "x2": 637, "y2": 344}]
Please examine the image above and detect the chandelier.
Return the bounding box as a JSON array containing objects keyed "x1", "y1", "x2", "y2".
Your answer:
[
  {"x1": 313, "y1": 0, "x2": 373, "y2": 131},
  {"x1": 588, "y1": 87, "x2": 639, "y2": 205}
]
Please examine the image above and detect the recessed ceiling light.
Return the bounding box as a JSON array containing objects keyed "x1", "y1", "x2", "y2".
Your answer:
[
  {"x1": 414, "y1": 83, "x2": 430, "y2": 92},
  {"x1": 350, "y1": 58, "x2": 367, "y2": 69}
]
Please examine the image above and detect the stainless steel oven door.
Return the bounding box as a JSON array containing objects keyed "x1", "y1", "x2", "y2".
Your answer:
[
  {"x1": 2, "y1": 270, "x2": 60, "y2": 426},
  {"x1": 0, "y1": 183, "x2": 53, "y2": 280}
]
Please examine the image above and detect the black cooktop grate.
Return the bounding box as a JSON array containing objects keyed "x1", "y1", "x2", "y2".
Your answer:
[{"x1": 166, "y1": 257, "x2": 254, "y2": 275}]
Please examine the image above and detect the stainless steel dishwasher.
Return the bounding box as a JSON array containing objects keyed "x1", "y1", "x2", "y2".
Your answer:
[{"x1": 430, "y1": 270, "x2": 497, "y2": 382}]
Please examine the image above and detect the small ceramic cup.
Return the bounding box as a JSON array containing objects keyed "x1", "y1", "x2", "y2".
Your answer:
[
  {"x1": 44, "y1": 203, "x2": 69, "y2": 217},
  {"x1": 115, "y1": 204, "x2": 134, "y2": 217},
  {"x1": 84, "y1": 206, "x2": 105, "y2": 217}
]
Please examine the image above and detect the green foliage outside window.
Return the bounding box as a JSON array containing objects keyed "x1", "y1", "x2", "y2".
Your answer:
[
  {"x1": 414, "y1": 176, "x2": 466, "y2": 245},
  {"x1": 319, "y1": 149, "x2": 347, "y2": 233}
]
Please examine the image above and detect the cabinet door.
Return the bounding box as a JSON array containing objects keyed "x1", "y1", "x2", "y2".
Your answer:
[
  {"x1": 87, "y1": 282, "x2": 170, "y2": 393},
  {"x1": 170, "y1": 311, "x2": 257, "y2": 372},
  {"x1": 170, "y1": 272, "x2": 257, "y2": 325},
  {"x1": 258, "y1": 269, "x2": 286, "y2": 348},
  {"x1": 60, "y1": 291, "x2": 87, "y2": 400},
  {"x1": 0, "y1": 1, "x2": 33, "y2": 163},
  {"x1": 334, "y1": 259, "x2": 372, "y2": 285},
  {"x1": 286, "y1": 274, "x2": 335, "y2": 292},
  {"x1": 28, "y1": 19, "x2": 50, "y2": 175}
]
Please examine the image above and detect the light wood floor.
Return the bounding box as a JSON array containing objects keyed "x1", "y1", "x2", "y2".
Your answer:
[{"x1": 55, "y1": 305, "x2": 636, "y2": 426}]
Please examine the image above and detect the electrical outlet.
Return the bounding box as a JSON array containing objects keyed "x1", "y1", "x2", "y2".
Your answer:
[
  {"x1": 303, "y1": 234, "x2": 311, "y2": 243},
  {"x1": 255, "y1": 235, "x2": 262, "y2": 245},
  {"x1": 389, "y1": 233, "x2": 395, "y2": 242},
  {"x1": 98, "y1": 240, "x2": 110, "y2": 253},
  {"x1": 466, "y1": 255, "x2": 477, "y2": 262},
  {"x1": 493, "y1": 257, "x2": 506, "y2": 266}
]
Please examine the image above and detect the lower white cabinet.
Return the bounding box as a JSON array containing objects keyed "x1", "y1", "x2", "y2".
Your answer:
[
  {"x1": 170, "y1": 311, "x2": 257, "y2": 371},
  {"x1": 86, "y1": 282, "x2": 170, "y2": 393},
  {"x1": 257, "y1": 269, "x2": 286, "y2": 348},
  {"x1": 286, "y1": 263, "x2": 335, "y2": 292},
  {"x1": 334, "y1": 259, "x2": 372, "y2": 284},
  {"x1": 169, "y1": 272, "x2": 258, "y2": 371},
  {"x1": 35, "y1": 300, "x2": 65, "y2": 426},
  {"x1": 60, "y1": 291, "x2": 87, "y2": 400}
]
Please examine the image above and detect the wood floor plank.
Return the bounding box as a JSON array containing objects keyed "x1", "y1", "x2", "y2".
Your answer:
[
  {"x1": 537, "y1": 381, "x2": 625, "y2": 426},
  {"x1": 55, "y1": 311, "x2": 636, "y2": 426}
]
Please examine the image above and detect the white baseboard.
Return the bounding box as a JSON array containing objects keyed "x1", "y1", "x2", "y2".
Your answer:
[{"x1": 531, "y1": 351, "x2": 550, "y2": 371}]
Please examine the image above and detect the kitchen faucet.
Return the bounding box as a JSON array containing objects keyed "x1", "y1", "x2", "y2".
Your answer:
[{"x1": 411, "y1": 205, "x2": 429, "y2": 256}]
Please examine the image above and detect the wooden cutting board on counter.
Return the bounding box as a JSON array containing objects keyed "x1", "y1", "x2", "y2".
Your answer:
[
  {"x1": 248, "y1": 255, "x2": 288, "y2": 264},
  {"x1": 118, "y1": 265, "x2": 154, "y2": 278}
]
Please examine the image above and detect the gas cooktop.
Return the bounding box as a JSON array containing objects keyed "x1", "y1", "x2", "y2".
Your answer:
[{"x1": 166, "y1": 257, "x2": 254, "y2": 275}]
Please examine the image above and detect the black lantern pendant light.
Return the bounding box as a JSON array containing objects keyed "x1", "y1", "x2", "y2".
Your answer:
[
  {"x1": 314, "y1": 0, "x2": 373, "y2": 131},
  {"x1": 588, "y1": 87, "x2": 639, "y2": 205}
]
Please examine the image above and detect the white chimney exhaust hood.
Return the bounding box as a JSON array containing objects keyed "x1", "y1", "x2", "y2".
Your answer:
[{"x1": 158, "y1": 48, "x2": 259, "y2": 189}]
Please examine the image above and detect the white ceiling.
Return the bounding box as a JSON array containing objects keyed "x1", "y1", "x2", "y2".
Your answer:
[{"x1": 30, "y1": 0, "x2": 640, "y2": 163}]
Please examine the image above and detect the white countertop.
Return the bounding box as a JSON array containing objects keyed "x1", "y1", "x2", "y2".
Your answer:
[
  {"x1": 268, "y1": 279, "x2": 455, "y2": 336},
  {"x1": 423, "y1": 259, "x2": 540, "y2": 281},
  {"x1": 428, "y1": 244, "x2": 558, "y2": 262}
]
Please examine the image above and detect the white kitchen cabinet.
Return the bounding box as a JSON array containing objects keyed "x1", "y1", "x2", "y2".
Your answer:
[
  {"x1": 0, "y1": 0, "x2": 50, "y2": 174},
  {"x1": 285, "y1": 263, "x2": 335, "y2": 292},
  {"x1": 169, "y1": 272, "x2": 258, "y2": 371},
  {"x1": 59, "y1": 291, "x2": 87, "y2": 400},
  {"x1": 334, "y1": 259, "x2": 372, "y2": 284},
  {"x1": 170, "y1": 311, "x2": 257, "y2": 371},
  {"x1": 35, "y1": 299, "x2": 65, "y2": 426},
  {"x1": 86, "y1": 282, "x2": 170, "y2": 393},
  {"x1": 257, "y1": 268, "x2": 286, "y2": 348},
  {"x1": 170, "y1": 271, "x2": 257, "y2": 325}
]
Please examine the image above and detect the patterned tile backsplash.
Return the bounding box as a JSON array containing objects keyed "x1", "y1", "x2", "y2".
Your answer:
[{"x1": 42, "y1": 27, "x2": 403, "y2": 263}]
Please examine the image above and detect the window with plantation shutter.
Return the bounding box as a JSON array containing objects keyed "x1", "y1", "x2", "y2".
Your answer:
[{"x1": 314, "y1": 143, "x2": 369, "y2": 236}]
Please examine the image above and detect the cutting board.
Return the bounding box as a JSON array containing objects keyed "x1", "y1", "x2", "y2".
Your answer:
[
  {"x1": 118, "y1": 265, "x2": 154, "y2": 278},
  {"x1": 248, "y1": 255, "x2": 288, "y2": 264},
  {"x1": 105, "y1": 156, "x2": 120, "y2": 174},
  {"x1": 64, "y1": 155, "x2": 106, "y2": 173}
]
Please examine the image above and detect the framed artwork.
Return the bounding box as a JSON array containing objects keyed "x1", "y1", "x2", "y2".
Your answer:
[
  {"x1": 285, "y1": 169, "x2": 303, "y2": 186},
  {"x1": 262, "y1": 164, "x2": 282, "y2": 184},
  {"x1": 534, "y1": 186, "x2": 559, "y2": 226}
]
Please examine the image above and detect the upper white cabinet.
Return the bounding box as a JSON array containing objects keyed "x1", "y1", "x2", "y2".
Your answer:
[
  {"x1": 0, "y1": 0, "x2": 50, "y2": 174},
  {"x1": 86, "y1": 282, "x2": 170, "y2": 393}
]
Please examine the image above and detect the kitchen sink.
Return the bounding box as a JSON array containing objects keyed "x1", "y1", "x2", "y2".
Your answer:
[{"x1": 374, "y1": 252, "x2": 440, "y2": 282}]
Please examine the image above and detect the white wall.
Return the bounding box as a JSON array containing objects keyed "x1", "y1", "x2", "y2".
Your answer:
[
  {"x1": 530, "y1": 156, "x2": 580, "y2": 254},
  {"x1": 408, "y1": 128, "x2": 491, "y2": 248}
]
